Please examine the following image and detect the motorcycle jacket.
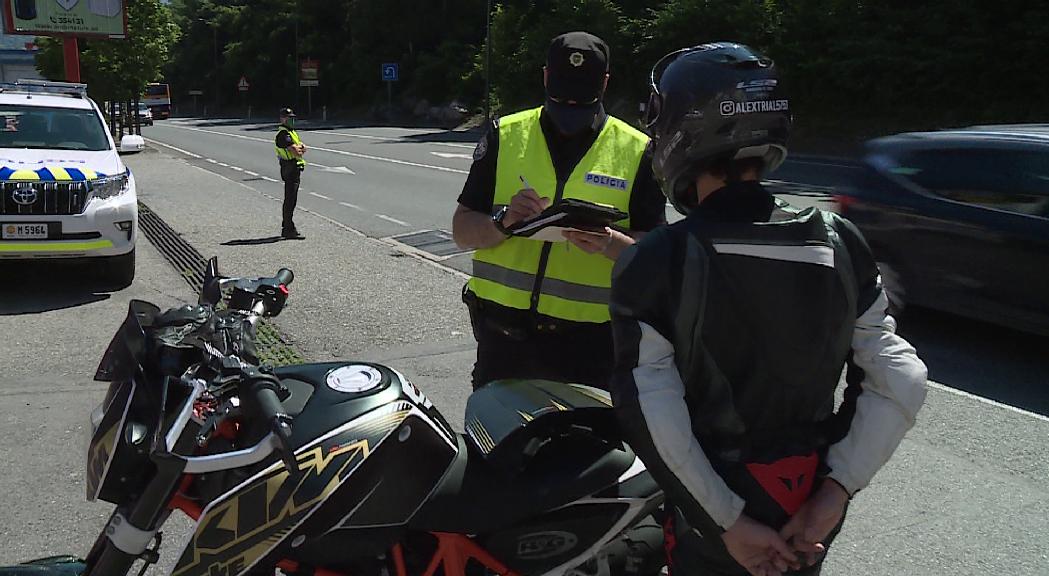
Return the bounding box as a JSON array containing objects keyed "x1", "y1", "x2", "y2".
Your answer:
[{"x1": 609, "y1": 181, "x2": 927, "y2": 535}]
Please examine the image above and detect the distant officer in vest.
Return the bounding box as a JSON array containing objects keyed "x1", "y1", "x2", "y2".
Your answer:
[
  {"x1": 275, "y1": 107, "x2": 306, "y2": 239},
  {"x1": 452, "y1": 31, "x2": 667, "y2": 390}
]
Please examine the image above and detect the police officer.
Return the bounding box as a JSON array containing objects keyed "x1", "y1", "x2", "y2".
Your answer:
[
  {"x1": 275, "y1": 107, "x2": 306, "y2": 239},
  {"x1": 452, "y1": 31, "x2": 667, "y2": 390},
  {"x1": 610, "y1": 43, "x2": 928, "y2": 576}
]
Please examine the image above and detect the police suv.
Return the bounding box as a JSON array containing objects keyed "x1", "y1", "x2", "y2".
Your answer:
[{"x1": 0, "y1": 80, "x2": 140, "y2": 286}]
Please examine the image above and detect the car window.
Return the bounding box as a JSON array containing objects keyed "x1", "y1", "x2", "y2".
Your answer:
[
  {"x1": 893, "y1": 148, "x2": 1049, "y2": 217},
  {"x1": 0, "y1": 105, "x2": 110, "y2": 151}
]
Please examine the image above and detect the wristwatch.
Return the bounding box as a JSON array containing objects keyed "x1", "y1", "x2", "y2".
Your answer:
[{"x1": 492, "y1": 206, "x2": 511, "y2": 237}]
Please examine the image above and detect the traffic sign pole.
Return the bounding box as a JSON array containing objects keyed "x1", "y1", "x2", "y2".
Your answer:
[
  {"x1": 381, "y1": 63, "x2": 399, "y2": 116},
  {"x1": 299, "y1": 59, "x2": 320, "y2": 117}
]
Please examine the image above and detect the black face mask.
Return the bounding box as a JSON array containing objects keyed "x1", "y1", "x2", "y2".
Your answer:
[{"x1": 544, "y1": 98, "x2": 599, "y2": 136}]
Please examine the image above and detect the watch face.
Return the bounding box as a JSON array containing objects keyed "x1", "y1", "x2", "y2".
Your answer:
[{"x1": 493, "y1": 206, "x2": 511, "y2": 234}]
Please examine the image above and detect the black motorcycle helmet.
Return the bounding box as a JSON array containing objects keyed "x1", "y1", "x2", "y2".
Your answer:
[{"x1": 644, "y1": 43, "x2": 791, "y2": 214}]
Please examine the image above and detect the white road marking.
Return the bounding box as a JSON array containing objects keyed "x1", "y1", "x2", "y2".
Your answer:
[
  {"x1": 158, "y1": 124, "x2": 470, "y2": 175},
  {"x1": 339, "y1": 202, "x2": 363, "y2": 210},
  {"x1": 142, "y1": 138, "x2": 203, "y2": 159},
  {"x1": 217, "y1": 162, "x2": 230, "y2": 168},
  {"x1": 245, "y1": 170, "x2": 259, "y2": 177},
  {"x1": 376, "y1": 214, "x2": 410, "y2": 226},
  {"x1": 927, "y1": 380, "x2": 1049, "y2": 424},
  {"x1": 205, "y1": 158, "x2": 217, "y2": 164},
  {"x1": 309, "y1": 192, "x2": 332, "y2": 200},
  {"x1": 313, "y1": 163, "x2": 357, "y2": 175},
  {"x1": 230, "y1": 166, "x2": 244, "y2": 172},
  {"x1": 261, "y1": 176, "x2": 279, "y2": 182},
  {"x1": 430, "y1": 152, "x2": 473, "y2": 160}
]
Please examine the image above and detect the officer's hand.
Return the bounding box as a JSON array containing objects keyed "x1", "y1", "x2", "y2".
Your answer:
[
  {"x1": 722, "y1": 514, "x2": 800, "y2": 576},
  {"x1": 779, "y1": 480, "x2": 848, "y2": 566},
  {"x1": 562, "y1": 227, "x2": 634, "y2": 260},
  {"x1": 503, "y1": 187, "x2": 550, "y2": 228}
]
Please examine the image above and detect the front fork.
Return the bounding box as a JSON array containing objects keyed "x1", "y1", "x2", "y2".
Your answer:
[{"x1": 83, "y1": 452, "x2": 187, "y2": 576}]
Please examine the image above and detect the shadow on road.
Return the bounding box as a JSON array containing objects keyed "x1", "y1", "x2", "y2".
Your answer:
[
  {"x1": 0, "y1": 262, "x2": 113, "y2": 315},
  {"x1": 897, "y1": 307, "x2": 1049, "y2": 417},
  {"x1": 222, "y1": 236, "x2": 289, "y2": 246},
  {"x1": 400, "y1": 130, "x2": 481, "y2": 144}
]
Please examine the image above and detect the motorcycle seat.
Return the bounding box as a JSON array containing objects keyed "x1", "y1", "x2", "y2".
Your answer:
[
  {"x1": 410, "y1": 431, "x2": 645, "y2": 534},
  {"x1": 462, "y1": 379, "x2": 621, "y2": 474},
  {"x1": 408, "y1": 381, "x2": 656, "y2": 534}
]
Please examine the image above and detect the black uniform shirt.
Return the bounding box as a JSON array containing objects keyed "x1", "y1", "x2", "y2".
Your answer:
[
  {"x1": 275, "y1": 126, "x2": 295, "y2": 150},
  {"x1": 458, "y1": 107, "x2": 666, "y2": 232}
]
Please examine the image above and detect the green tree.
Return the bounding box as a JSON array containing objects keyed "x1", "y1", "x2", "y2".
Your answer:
[
  {"x1": 35, "y1": 0, "x2": 180, "y2": 104},
  {"x1": 155, "y1": 0, "x2": 1049, "y2": 136},
  {"x1": 478, "y1": 0, "x2": 625, "y2": 116}
]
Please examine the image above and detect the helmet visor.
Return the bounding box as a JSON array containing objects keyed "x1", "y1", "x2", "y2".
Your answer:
[{"x1": 644, "y1": 46, "x2": 701, "y2": 130}]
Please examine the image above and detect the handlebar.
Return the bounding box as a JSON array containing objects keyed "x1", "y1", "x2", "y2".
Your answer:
[
  {"x1": 243, "y1": 374, "x2": 299, "y2": 475},
  {"x1": 225, "y1": 267, "x2": 295, "y2": 320}
]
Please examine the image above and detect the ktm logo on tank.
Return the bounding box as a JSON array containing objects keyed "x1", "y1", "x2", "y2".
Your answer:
[{"x1": 173, "y1": 439, "x2": 371, "y2": 576}]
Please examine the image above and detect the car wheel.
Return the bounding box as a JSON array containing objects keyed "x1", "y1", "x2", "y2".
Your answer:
[
  {"x1": 101, "y1": 249, "x2": 136, "y2": 290},
  {"x1": 877, "y1": 261, "x2": 906, "y2": 317}
]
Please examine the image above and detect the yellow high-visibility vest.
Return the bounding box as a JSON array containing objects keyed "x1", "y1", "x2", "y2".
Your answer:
[
  {"x1": 469, "y1": 107, "x2": 649, "y2": 323},
  {"x1": 275, "y1": 127, "x2": 306, "y2": 168}
]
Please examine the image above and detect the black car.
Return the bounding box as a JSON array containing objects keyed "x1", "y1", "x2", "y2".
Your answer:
[{"x1": 836, "y1": 125, "x2": 1049, "y2": 335}]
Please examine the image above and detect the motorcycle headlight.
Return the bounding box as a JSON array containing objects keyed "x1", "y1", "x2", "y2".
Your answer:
[{"x1": 90, "y1": 170, "x2": 130, "y2": 200}]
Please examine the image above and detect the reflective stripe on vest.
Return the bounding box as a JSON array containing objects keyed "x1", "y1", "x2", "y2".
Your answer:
[
  {"x1": 469, "y1": 107, "x2": 649, "y2": 323},
  {"x1": 275, "y1": 127, "x2": 306, "y2": 167}
]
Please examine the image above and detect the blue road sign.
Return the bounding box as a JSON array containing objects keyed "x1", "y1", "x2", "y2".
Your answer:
[{"x1": 381, "y1": 63, "x2": 399, "y2": 82}]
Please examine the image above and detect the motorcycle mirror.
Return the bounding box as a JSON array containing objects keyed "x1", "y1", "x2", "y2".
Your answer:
[{"x1": 200, "y1": 256, "x2": 223, "y2": 306}]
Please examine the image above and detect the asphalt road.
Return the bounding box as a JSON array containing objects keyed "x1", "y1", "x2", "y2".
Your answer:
[{"x1": 0, "y1": 120, "x2": 1045, "y2": 575}]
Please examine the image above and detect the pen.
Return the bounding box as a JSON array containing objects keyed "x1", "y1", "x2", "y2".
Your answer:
[{"x1": 518, "y1": 175, "x2": 532, "y2": 190}]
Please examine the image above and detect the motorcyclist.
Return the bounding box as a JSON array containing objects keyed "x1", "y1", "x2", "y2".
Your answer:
[{"x1": 609, "y1": 43, "x2": 928, "y2": 575}]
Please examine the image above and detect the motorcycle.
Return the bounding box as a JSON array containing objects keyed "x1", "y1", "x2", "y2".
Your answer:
[{"x1": 1, "y1": 259, "x2": 665, "y2": 576}]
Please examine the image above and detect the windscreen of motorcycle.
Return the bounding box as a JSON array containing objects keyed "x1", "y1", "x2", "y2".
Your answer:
[{"x1": 86, "y1": 378, "x2": 137, "y2": 501}]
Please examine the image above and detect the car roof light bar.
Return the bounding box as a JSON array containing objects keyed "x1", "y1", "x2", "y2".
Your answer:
[{"x1": 0, "y1": 79, "x2": 88, "y2": 98}]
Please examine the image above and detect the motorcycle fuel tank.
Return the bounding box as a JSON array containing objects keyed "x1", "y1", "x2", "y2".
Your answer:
[{"x1": 169, "y1": 362, "x2": 458, "y2": 576}]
